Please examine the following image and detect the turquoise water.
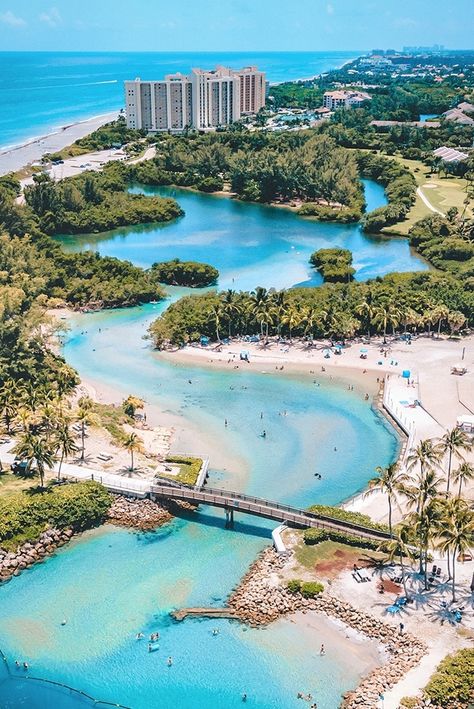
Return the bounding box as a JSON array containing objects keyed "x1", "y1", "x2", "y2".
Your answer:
[
  {"x1": 0, "y1": 180, "x2": 401, "y2": 707},
  {"x1": 0, "y1": 51, "x2": 359, "y2": 150},
  {"x1": 57, "y1": 180, "x2": 428, "y2": 291}
]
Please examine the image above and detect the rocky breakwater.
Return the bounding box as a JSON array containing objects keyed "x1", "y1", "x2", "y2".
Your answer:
[
  {"x1": 107, "y1": 494, "x2": 196, "y2": 531},
  {"x1": 228, "y1": 547, "x2": 427, "y2": 708},
  {"x1": 0, "y1": 528, "x2": 73, "y2": 584}
]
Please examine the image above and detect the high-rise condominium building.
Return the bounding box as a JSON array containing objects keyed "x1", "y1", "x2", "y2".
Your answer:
[{"x1": 125, "y1": 65, "x2": 266, "y2": 133}]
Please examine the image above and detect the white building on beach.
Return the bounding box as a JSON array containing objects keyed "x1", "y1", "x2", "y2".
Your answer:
[
  {"x1": 125, "y1": 65, "x2": 266, "y2": 132},
  {"x1": 323, "y1": 90, "x2": 372, "y2": 111}
]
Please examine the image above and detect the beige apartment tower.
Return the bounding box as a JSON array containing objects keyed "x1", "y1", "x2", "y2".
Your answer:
[{"x1": 125, "y1": 65, "x2": 265, "y2": 132}]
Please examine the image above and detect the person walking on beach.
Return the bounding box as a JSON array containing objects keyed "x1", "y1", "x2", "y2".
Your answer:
[{"x1": 319, "y1": 644, "x2": 325, "y2": 656}]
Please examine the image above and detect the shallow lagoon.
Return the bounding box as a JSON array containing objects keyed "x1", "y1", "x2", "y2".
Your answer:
[
  {"x1": 0, "y1": 181, "x2": 404, "y2": 707},
  {"x1": 56, "y1": 180, "x2": 428, "y2": 292}
]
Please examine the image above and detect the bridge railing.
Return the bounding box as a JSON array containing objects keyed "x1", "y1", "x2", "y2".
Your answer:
[{"x1": 150, "y1": 484, "x2": 391, "y2": 540}]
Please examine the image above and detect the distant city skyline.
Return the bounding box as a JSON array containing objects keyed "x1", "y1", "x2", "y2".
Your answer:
[{"x1": 0, "y1": 0, "x2": 473, "y2": 52}]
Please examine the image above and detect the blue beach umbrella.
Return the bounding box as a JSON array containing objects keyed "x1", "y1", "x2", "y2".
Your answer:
[{"x1": 402, "y1": 370, "x2": 410, "y2": 378}]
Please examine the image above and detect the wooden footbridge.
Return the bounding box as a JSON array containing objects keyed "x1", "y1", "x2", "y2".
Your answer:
[{"x1": 150, "y1": 483, "x2": 391, "y2": 543}]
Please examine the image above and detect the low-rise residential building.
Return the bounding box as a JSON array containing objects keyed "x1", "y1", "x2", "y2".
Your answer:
[
  {"x1": 323, "y1": 90, "x2": 371, "y2": 110},
  {"x1": 433, "y1": 146, "x2": 469, "y2": 163}
]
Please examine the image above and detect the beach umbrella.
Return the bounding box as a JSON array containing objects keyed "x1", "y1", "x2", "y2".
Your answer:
[
  {"x1": 402, "y1": 370, "x2": 410, "y2": 378},
  {"x1": 360, "y1": 348, "x2": 368, "y2": 353}
]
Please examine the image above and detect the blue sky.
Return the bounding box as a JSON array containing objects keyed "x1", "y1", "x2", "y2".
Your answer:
[{"x1": 0, "y1": 0, "x2": 473, "y2": 52}]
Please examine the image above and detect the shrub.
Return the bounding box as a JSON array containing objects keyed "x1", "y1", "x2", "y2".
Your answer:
[
  {"x1": 309, "y1": 248, "x2": 355, "y2": 283},
  {"x1": 298, "y1": 204, "x2": 361, "y2": 222},
  {"x1": 195, "y1": 176, "x2": 224, "y2": 193},
  {"x1": 399, "y1": 697, "x2": 420, "y2": 708},
  {"x1": 300, "y1": 581, "x2": 324, "y2": 597},
  {"x1": 307, "y1": 505, "x2": 389, "y2": 533},
  {"x1": 287, "y1": 579, "x2": 302, "y2": 593},
  {"x1": 303, "y1": 527, "x2": 383, "y2": 551},
  {"x1": 150, "y1": 259, "x2": 219, "y2": 288},
  {"x1": 424, "y1": 649, "x2": 474, "y2": 707},
  {"x1": 0, "y1": 482, "x2": 112, "y2": 551}
]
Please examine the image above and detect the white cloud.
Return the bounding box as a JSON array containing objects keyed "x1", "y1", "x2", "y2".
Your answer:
[
  {"x1": 0, "y1": 10, "x2": 26, "y2": 27},
  {"x1": 326, "y1": 3, "x2": 334, "y2": 14},
  {"x1": 39, "y1": 7, "x2": 62, "y2": 27}
]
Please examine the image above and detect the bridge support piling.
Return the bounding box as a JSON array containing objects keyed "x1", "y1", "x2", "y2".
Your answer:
[{"x1": 225, "y1": 508, "x2": 234, "y2": 529}]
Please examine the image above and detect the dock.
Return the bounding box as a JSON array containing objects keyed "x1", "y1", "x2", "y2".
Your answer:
[{"x1": 171, "y1": 607, "x2": 239, "y2": 622}]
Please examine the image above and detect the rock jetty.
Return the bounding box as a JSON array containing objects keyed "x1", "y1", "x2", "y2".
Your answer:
[
  {"x1": 107, "y1": 495, "x2": 174, "y2": 530},
  {"x1": 0, "y1": 528, "x2": 73, "y2": 584},
  {"x1": 228, "y1": 547, "x2": 427, "y2": 708}
]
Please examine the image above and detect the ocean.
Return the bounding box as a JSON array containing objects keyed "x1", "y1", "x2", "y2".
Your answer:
[{"x1": 0, "y1": 51, "x2": 360, "y2": 150}]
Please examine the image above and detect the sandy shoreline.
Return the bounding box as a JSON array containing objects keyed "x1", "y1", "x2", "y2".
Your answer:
[{"x1": 0, "y1": 111, "x2": 120, "y2": 176}]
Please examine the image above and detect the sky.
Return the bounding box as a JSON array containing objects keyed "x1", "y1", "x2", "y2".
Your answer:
[{"x1": 0, "y1": 0, "x2": 473, "y2": 52}]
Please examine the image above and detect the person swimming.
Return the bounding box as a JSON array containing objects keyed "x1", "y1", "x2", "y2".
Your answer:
[{"x1": 167, "y1": 656, "x2": 173, "y2": 666}]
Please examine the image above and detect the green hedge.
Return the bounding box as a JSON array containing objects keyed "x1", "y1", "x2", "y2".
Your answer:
[
  {"x1": 0, "y1": 481, "x2": 112, "y2": 551},
  {"x1": 307, "y1": 505, "x2": 389, "y2": 533},
  {"x1": 303, "y1": 527, "x2": 383, "y2": 551},
  {"x1": 286, "y1": 579, "x2": 324, "y2": 597},
  {"x1": 424, "y1": 649, "x2": 474, "y2": 707}
]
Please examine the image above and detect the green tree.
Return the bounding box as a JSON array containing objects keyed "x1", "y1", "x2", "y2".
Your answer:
[
  {"x1": 383, "y1": 524, "x2": 415, "y2": 598},
  {"x1": 437, "y1": 499, "x2": 473, "y2": 602},
  {"x1": 436, "y1": 428, "x2": 472, "y2": 495},
  {"x1": 54, "y1": 421, "x2": 79, "y2": 480},
  {"x1": 367, "y1": 463, "x2": 407, "y2": 536},
  {"x1": 13, "y1": 431, "x2": 56, "y2": 488},
  {"x1": 452, "y1": 462, "x2": 474, "y2": 498},
  {"x1": 122, "y1": 432, "x2": 142, "y2": 472}
]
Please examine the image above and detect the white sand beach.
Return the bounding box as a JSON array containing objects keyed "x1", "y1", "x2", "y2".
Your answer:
[{"x1": 0, "y1": 111, "x2": 120, "y2": 176}]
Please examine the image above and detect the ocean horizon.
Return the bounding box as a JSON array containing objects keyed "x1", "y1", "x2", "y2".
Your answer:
[{"x1": 0, "y1": 50, "x2": 363, "y2": 150}]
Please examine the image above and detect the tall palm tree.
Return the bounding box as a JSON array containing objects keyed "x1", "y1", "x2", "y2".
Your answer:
[
  {"x1": 406, "y1": 439, "x2": 442, "y2": 500},
  {"x1": 432, "y1": 304, "x2": 449, "y2": 338},
  {"x1": 122, "y1": 432, "x2": 142, "y2": 472},
  {"x1": 76, "y1": 406, "x2": 99, "y2": 462},
  {"x1": 355, "y1": 298, "x2": 375, "y2": 340},
  {"x1": 221, "y1": 290, "x2": 241, "y2": 338},
  {"x1": 452, "y1": 462, "x2": 474, "y2": 498},
  {"x1": 13, "y1": 431, "x2": 56, "y2": 488},
  {"x1": 383, "y1": 524, "x2": 414, "y2": 598},
  {"x1": 437, "y1": 499, "x2": 473, "y2": 602},
  {"x1": 271, "y1": 290, "x2": 288, "y2": 339},
  {"x1": 0, "y1": 378, "x2": 24, "y2": 433},
  {"x1": 281, "y1": 304, "x2": 301, "y2": 343},
  {"x1": 208, "y1": 302, "x2": 223, "y2": 343},
  {"x1": 54, "y1": 422, "x2": 79, "y2": 480},
  {"x1": 437, "y1": 428, "x2": 472, "y2": 495},
  {"x1": 250, "y1": 287, "x2": 274, "y2": 341},
  {"x1": 367, "y1": 463, "x2": 407, "y2": 536}
]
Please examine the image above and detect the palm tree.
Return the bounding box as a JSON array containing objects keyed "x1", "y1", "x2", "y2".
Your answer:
[
  {"x1": 355, "y1": 298, "x2": 375, "y2": 340},
  {"x1": 367, "y1": 463, "x2": 407, "y2": 536},
  {"x1": 383, "y1": 524, "x2": 414, "y2": 598},
  {"x1": 406, "y1": 439, "x2": 442, "y2": 498},
  {"x1": 432, "y1": 304, "x2": 449, "y2": 338},
  {"x1": 437, "y1": 499, "x2": 473, "y2": 602},
  {"x1": 209, "y1": 302, "x2": 223, "y2": 343},
  {"x1": 76, "y1": 406, "x2": 99, "y2": 462},
  {"x1": 452, "y1": 462, "x2": 474, "y2": 498},
  {"x1": 281, "y1": 304, "x2": 301, "y2": 343},
  {"x1": 271, "y1": 290, "x2": 288, "y2": 339},
  {"x1": 300, "y1": 305, "x2": 325, "y2": 345},
  {"x1": 221, "y1": 290, "x2": 241, "y2": 338},
  {"x1": 13, "y1": 431, "x2": 56, "y2": 488},
  {"x1": 250, "y1": 287, "x2": 274, "y2": 341},
  {"x1": 54, "y1": 422, "x2": 79, "y2": 480},
  {"x1": 437, "y1": 428, "x2": 472, "y2": 495},
  {"x1": 0, "y1": 378, "x2": 24, "y2": 433},
  {"x1": 122, "y1": 432, "x2": 142, "y2": 472}
]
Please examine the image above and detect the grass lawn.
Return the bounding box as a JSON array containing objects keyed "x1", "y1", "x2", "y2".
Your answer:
[
  {"x1": 293, "y1": 536, "x2": 385, "y2": 580},
  {"x1": 0, "y1": 470, "x2": 39, "y2": 500},
  {"x1": 160, "y1": 456, "x2": 203, "y2": 486},
  {"x1": 382, "y1": 156, "x2": 472, "y2": 236}
]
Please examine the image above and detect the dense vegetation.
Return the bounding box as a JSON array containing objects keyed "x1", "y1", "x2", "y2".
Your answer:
[
  {"x1": 24, "y1": 165, "x2": 182, "y2": 235},
  {"x1": 148, "y1": 273, "x2": 472, "y2": 348},
  {"x1": 310, "y1": 248, "x2": 355, "y2": 283},
  {"x1": 286, "y1": 579, "x2": 324, "y2": 597},
  {"x1": 356, "y1": 152, "x2": 417, "y2": 232},
  {"x1": 150, "y1": 259, "x2": 218, "y2": 287},
  {"x1": 131, "y1": 131, "x2": 364, "y2": 210},
  {"x1": 409, "y1": 214, "x2": 474, "y2": 281},
  {"x1": 423, "y1": 649, "x2": 474, "y2": 707},
  {"x1": 0, "y1": 481, "x2": 111, "y2": 551}
]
